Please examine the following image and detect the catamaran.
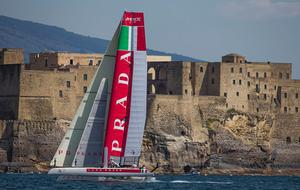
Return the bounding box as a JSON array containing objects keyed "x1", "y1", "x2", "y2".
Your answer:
[{"x1": 48, "y1": 11, "x2": 154, "y2": 181}]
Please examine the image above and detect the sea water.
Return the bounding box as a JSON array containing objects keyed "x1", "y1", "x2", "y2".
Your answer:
[{"x1": 0, "y1": 174, "x2": 300, "y2": 190}]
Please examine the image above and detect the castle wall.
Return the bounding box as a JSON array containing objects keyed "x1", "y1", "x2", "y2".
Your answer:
[
  {"x1": 29, "y1": 52, "x2": 103, "y2": 70},
  {"x1": 0, "y1": 120, "x2": 13, "y2": 163},
  {"x1": 147, "y1": 61, "x2": 183, "y2": 95},
  {"x1": 0, "y1": 48, "x2": 24, "y2": 65},
  {"x1": 0, "y1": 64, "x2": 21, "y2": 120},
  {"x1": 220, "y1": 61, "x2": 292, "y2": 113},
  {"x1": 278, "y1": 80, "x2": 300, "y2": 114},
  {"x1": 270, "y1": 114, "x2": 300, "y2": 167},
  {"x1": 17, "y1": 66, "x2": 97, "y2": 120}
]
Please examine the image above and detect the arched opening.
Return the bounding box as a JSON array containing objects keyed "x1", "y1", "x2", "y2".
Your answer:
[
  {"x1": 158, "y1": 67, "x2": 167, "y2": 80},
  {"x1": 147, "y1": 67, "x2": 156, "y2": 80},
  {"x1": 147, "y1": 84, "x2": 156, "y2": 94}
]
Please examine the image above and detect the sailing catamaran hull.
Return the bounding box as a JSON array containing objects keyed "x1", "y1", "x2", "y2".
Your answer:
[
  {"x1": 48, "y1": 167, "x2": 154, "y2": 181},
  {"x1": 56, "y1": 175, "x2": 155, "y2": 182}
]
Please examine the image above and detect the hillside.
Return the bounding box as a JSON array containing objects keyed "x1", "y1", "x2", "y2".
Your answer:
[{"x1": 0, "y1": 15, "x2": 203, "y2": 62}]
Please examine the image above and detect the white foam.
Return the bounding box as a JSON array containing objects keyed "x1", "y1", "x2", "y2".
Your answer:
[{"x1": 170, "y1": 180, "x2": 233, "y2": 184}]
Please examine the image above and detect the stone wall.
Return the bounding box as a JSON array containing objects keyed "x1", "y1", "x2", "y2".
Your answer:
[
  {"x1": 270, "y1": 114, "x2": 300, "y2": 167},
  {"x1": 219, "y1": 61, "x2": 292, "y2": 113},
  {"x1": 0, "y1": 48, "x2": 24, "y2": 65},
  {"x1": 0, "y1": 120, "x2": 13, "y2": 163},
  {"x1": 0, "y1": 65, "x2": 97, "y2": 121},
  {"x1": 277, "y1": 80, "x2": 300, "y2": 114},
  {"x1": 0, "y1": 94, "x2": 299, "y2": 173},
  {"x1": 29, "y1": 52, "x2": 103, "y2": 70},
  {"x1": 0, "y1": 64, "x2": 21, "y2": 120}
]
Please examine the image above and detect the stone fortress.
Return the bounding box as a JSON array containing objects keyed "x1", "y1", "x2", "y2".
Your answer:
[
  {"x1": 148, "y1": 53, "x2": 299, "y2": 114},
  {"x1": 0, "y1": 48, "x2": 299, "y2": 173}
]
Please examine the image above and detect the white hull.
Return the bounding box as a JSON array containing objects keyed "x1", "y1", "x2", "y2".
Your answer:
[
  {"x1": 49, "y1": 167, "x2": 154, "y2": 181},
  {"x1": 56, "y1": 175, "x2": 155, "y2": 182}
]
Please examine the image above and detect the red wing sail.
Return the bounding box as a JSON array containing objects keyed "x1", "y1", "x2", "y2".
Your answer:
[{"x1": 103, "y1": 12, "x2": 146, "y2": 164}]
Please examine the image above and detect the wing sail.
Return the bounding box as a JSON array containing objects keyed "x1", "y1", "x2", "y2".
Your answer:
[
  {"x1": 71, "y1": 78, "x2": 108, "y2": 167},
  {"x1": 103, "y1": 12, "x2": 147, "y2": 165},
  {"x1": 50, "y1": 23, "x2": 121, "y2": 167}
]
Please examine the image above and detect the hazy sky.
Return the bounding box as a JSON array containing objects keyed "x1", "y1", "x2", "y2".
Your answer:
[{"x1": 1, "y1": 0, "x2": 300, "y2": 78}]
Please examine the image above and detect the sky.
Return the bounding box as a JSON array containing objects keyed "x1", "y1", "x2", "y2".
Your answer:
[{"x1": 1, "y1": 0, "x2": 300, "y2": 78}]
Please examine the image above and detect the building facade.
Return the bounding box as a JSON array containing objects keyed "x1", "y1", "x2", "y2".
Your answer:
[
  {"x1": 29, "y1": 52, "x2": 104, "y2": 70},
  {"x1": 148, "y1": 53, "x2": 299, "y2": 114}
]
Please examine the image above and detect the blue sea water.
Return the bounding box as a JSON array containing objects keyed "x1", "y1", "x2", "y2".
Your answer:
[{"x1": 0, "y1": 174, "x2": 300, "y2": 190}]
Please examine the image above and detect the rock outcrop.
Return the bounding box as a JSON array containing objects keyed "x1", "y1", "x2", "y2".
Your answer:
[{"x1": 0, "y1": 95, "x2": 300, "y2": 174}]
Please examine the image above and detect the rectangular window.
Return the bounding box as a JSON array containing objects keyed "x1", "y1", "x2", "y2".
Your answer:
[
  {"x1": 279, "y1": 72, "x2": 283, "y2": 79},
  {"x1": 239, "y1": 68, "x2": 242, "y2": 73},
  {"x1": 236, "y1": 92, "x2": 239, "y2": 96},
  {"x1": 296, "y1": 93, "x2": 299, "y2": 99},
  {"x1": 45, "y1": 59, "x2": 48, "y2": 67},
  {"x1": 231, "y1": 67, "x2": 234, "y2": 73},
  {"x1": 67, "y1": 81, "x2": 71, "y2": 88},
  {"x1": 256, "y1": 108, "x2": 259, "y2": 112},
  {"x1": 247, "y1": 81, "x2": 250, "y2": 87},
  {"x1": 256, "y1": 72, "x2": 259, "y2": 78},
  {"x1": 296, "y1": 107, "x2": 299, "y2": 113},
  {"x1": 264, "y1": 84, "x2": 267, "y2": 90},
  {"x1": 200, "y1": 67, "x2": 203, "y2": 72},
  {"x1": 185, "y1": 89, "x2": 188, "y2": 94},
  {"x1": 224, "y1": 92, "x2": 227, "y2": 97},
  {"x1": 70, "y1": 59, "x2": 73, "y2": 65},
  {"x1": 264, "y1": 94, "x2": 267, "y2": 100},
  {"x1": 274, "y1": 85, "x2": 277, "y2": 90},
  {"x1": 247, "y1": 94, "x2": 250, "y2": 100},
  {"x1": 59, "y1": 90, "x2": 63, "y2": 97},
  {"x1": 284, "y1": 107, "x2": 288, "y2": 113},
  {"x1": 247, "y1": 72, "x2": 250, "y2": 77},
  {"x1": 256, "y1": 84, "x2": 260, "y2": 93},
  {"x1": 83, "y1": 86, "x2": 87, "y2": 93},
  {"x1": 264, "y1": 72, "x2": 267, "y2": 78},
  {"x1": 286, "y1": 73, "x2": 290, "y2": 79},
  {"x1": 83, "y1": 74, "x2": 88, "y2": 80},
  {"x1": 284, "y1": 92, "x2": 287, "y2": 98},
  {"x1": 211, "y1": 78, "x2": 215, "y2": 84},
  {"x1": 89, "y1": 60, "x2": 93, "y2": 65},
  {"x1": 239, "y1": 80, "x2": 242, "y2": 85},
  {"x1": 233, "y1": 80, "x2": 236, "y2": 85}
]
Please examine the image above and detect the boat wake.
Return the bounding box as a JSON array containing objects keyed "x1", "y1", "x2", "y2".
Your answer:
[{"x1": 148, "y1": 180, "x2": 233, "y2": 184}]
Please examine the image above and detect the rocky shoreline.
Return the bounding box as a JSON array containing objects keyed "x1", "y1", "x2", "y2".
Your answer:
[{"x1": 1, "y1": 96, "x2": 300, "y2": 175}]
